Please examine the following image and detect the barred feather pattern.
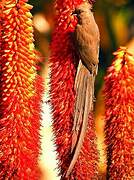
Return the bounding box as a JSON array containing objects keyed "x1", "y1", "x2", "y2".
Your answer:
[
  {"x1": 50, "y1": 0, "x2": 98, "y2": 179},
  {"x1": 104, "y1": 47, "x2": 134, "y2": 179},
  {"x1": 0, "y1": 0, "x2": 43, "y2": 178}
]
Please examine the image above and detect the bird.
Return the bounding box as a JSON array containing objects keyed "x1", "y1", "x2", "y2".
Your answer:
[{"x1": 65, "y1": 1, "x2": 100, "y2": 178}]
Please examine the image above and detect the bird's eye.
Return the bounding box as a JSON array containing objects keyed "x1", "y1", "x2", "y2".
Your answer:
[{"x1": 72, "y1": 9, "x2": 82, "y2": 16}]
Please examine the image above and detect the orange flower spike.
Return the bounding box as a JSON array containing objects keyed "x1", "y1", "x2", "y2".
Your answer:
[
  {"x1": 0, "y1": 0, "x2": 43, "y2": 178},
  {"x1": 104, "y1": 47, "x2": 134, "y2": 179},
  {"x1": 50, "y1": 0, "x2": 98, "y2": 179}
]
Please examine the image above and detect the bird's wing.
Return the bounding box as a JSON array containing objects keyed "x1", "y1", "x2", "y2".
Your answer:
[
  {"x1": 75, "y1": 24, "x2": 99, "y2": 70},
  {"x1": 65, "y1": 60, "x2": 96, "y2": 178}
]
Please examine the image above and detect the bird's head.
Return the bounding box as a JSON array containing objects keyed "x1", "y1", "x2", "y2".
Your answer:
[
  {"x1": 72, "y1": 2, "x2": 92, "y2": 17},
  {"x1": 64, "y1": 2, "x2": 93, "y2": 31}
]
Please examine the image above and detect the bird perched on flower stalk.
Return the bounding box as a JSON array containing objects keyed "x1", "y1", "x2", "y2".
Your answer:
[
  {"x1": 50, "y1": 0, "x2": 99, "y2": 179},
  {"x1": 65, "y1": 1, "x2": 100, "y2": 178}
]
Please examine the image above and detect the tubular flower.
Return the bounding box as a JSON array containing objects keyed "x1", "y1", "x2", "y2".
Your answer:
[
  {"x1": 104, "y1": 47, "x2": 134, "y2": 179},
  {"x1": 0, "y1": 0, "x2": 43, "y2": 178},
  {"x1": 50, "y1": 0, "x2": 98, "y2": 179}
]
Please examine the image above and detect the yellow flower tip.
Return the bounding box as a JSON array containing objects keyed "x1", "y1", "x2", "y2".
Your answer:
[
  {"x1": 26, "y1": 12, "x2": 33, "y2": 18},
  {"x1": 3, "y1": 3, "x2": 16, "y2": 8},
  {"x1": 114, "y1": 58, "x2": 122, "y2": 72},
  {"x1": 113, "y1": 46, "x2": 134, "y2": 72},
  {"x1": 119, "y1": 46, "x2": 127, "y2": 50},
  {"x1": 128, "y1": 56, "x2": 134, "y2": 65},
  {"x1": 113, "y1": 46, "x2": 126, "y2": 56},
  {"x1": 126, "y1": 52, "x2": 134, "y2": 65},
  {"x1": 25, "y1": 3, "x2": 33, "y2": 10},
  {"x1": 29, "y1": 43, "x2": 35, "y2": 51}
]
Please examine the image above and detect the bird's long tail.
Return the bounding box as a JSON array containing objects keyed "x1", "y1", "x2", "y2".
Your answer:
[{"x1": 65, "y1": 60, "x2": 95, "y2": 178}]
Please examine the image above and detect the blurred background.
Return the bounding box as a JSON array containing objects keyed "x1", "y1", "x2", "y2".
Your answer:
[{"x1": 28, "y1": 0, "x2": 134, "y2": 179}]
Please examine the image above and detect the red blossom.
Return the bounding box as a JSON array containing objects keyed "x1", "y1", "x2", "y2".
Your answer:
[
  {"x1": 50, "y1": 0, "x2": 98, "y2": 179},
  {"x1": 104, "y1": 47, "x2": 134, "y2": 179},
  {"x1": 0, "y1": 0, "x2": 43, "y2": 178}
]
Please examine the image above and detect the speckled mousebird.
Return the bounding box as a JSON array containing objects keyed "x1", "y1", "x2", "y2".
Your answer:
[{"x1": 65, "y1": 1, "x2": 100, "y2": 178}]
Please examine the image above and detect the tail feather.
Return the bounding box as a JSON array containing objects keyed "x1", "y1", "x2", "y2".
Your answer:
[{"x1": 65, "y1": 61, "x2": 95, "y2": 178}]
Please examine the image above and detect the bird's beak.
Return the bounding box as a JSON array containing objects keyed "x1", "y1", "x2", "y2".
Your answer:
[{"x1": 71, "y1": 9, "x2": 77, "y2": 16}]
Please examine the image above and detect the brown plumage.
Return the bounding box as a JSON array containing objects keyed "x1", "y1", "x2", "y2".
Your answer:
[{"x1": 65, "y1": 1, "x2": 100, "y2": 178}]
